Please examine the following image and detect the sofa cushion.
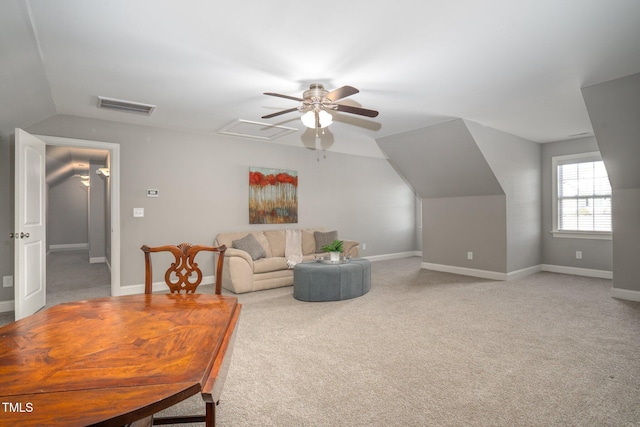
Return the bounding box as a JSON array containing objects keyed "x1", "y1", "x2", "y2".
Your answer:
[
  {"x1": 232, "y1": 234, "x2": 266, "y2": 261},
  {"x1": 301, "y1": 229, "x2": 318, "y2": 255},
  {"x1": 314, "y1": 230, "x2": 338, "y2": 252},
  {"x1": 264, "y1": 230, "x2": 286, "y2": 257},
  {"x1": 255, "y1": 232, "x2": 273, "y2": 258},
  {"x1": 253, "y1": 257, "x2": 289, "y2": 274}
]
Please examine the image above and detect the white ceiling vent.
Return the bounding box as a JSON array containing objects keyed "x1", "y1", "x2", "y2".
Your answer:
[
  {"x1": 97, "y1": 96, "x2": 156, "y2": 115},
  {"x1": 218, "y1": 119, "x2": 297, "y2": 140}
]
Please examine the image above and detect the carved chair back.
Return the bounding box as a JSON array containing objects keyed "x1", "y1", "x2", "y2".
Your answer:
[{"x1": 141, "y1": 243, "x2": 227, "y2": 295}]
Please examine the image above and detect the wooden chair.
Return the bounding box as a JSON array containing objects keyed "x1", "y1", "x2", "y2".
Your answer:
[
  {"x1": 140, "y1": 242, "x2": 227, "y2": 427},
  {"x1": 141, "y1": 242, "x2": 226, "y2": 295}
]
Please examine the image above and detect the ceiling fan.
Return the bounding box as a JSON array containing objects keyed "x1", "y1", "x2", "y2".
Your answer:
[{"x1": 262, "y1": 84, "x2": 379, "y2": 130}]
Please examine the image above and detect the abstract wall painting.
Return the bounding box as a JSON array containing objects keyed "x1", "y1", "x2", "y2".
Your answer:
[{"x1": 249, "y1": 167, "x2": 298, "y2": 224}]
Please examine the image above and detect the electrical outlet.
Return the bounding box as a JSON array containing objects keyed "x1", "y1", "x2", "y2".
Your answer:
[
  {"x1": 467, "y1": 251, "x2": 473, "y2": 260},
  {"x1": 3, "y1": 276, "x2": 13, "y2": 288},
  {"x1": 362, "y1": 243, "x2": 366, "y2": 250},
  {"x1": 133, "y1": 208, "x2": 144, "y2": 218},
  {"x1": 576, "y1": 251, "x2": 582, "y2": 260}
]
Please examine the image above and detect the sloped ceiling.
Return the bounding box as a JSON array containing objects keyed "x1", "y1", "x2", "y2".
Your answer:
[
  {"x1": 0, "y1": 0, "x2": 55, "y2": 137},
  {"x1": 377, "y1": 119, "x2": 504, "y2": 198},
  {"x1": 582, "y1": 72, "x2": 640, "y2": 190},
  {"x1": 45, "y1": 145, "x2": 108, "y2": 186},
  {"x1": 2, "y1": 0, "x2": 640, "y2": 153}
]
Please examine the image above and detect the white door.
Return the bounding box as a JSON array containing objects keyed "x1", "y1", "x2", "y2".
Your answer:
[{"x1": 14, "y1": 129, "x2": 46, "y2": 320}]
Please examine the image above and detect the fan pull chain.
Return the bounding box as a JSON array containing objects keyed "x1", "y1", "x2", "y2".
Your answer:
[{"x1": 314, "y1": 127, "x2": 327, "y2": 138}]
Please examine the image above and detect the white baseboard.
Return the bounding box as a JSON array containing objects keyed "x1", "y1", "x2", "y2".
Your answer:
[
  {"x1": 364, "y1": 251, "x2": 421, "y2": 262},
  {"x1": 119, "y1": 275, "x2": 216, "y2": 295},
  {"x1": 49, "y1": 243, "x2": 89, "y2": 252},
  {"x1": 0, "y1": 299, "x2": 14, "y2": 313},
  {"x1": 421, "y1": 262, "x2": 507, "y2": 281},
  {"x1": 541, "y1": 264, "x2": 613, "y2": 279},
  {"x1": 421, "y1": 262, "x2": 615, "y2": 282},
  {"x1": 507, "y1": 265, "x2": 542, "y2": 280},
  {"x1": 89, "y1": 257, "x2": 106, "y2": 264},
  {"x1": 611, "y1": 287, "x2": 640, "y2": 302}
]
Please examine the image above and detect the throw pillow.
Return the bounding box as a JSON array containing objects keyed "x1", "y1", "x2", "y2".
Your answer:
[
  {"x1": 314, "y1": 230, "x2": 338, "y2": 253},
  {"x1": 232, "y1": 234, "x2": 266, "y2": 261}
]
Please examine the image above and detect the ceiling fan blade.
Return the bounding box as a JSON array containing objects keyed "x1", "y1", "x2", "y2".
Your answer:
[
  {"x1": 326, "y1": 85, "x2": 359, "y2": 102},
  {"x1": 264, "y1": 92, "x2": 304, "y2": 102},
  {"x1": 262, "y1": 107, "x2": 299, "y2": 119},
  {"x1": 334, "y1": 104, "x2": 379, "y2": 118}
]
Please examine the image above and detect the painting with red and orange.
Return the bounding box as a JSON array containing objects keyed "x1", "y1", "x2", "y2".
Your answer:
[{"x1": 249, "y1": 167, "x2": 298, "y2": 224}]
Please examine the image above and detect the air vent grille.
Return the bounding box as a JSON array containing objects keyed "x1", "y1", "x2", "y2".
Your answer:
[{"x1": 97, "y1": 96, "x2": 156, "y2": 115}]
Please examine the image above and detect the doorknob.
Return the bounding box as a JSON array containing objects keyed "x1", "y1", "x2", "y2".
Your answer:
[{"x1": 8, "y1": 232, "x2": 29, "y2": 238}]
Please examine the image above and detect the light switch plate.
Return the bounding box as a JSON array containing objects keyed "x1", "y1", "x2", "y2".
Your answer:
[
  {"x1": 133, "y1": 208, "x2": 144, "y2": 217},
  {"x1": 3, "y1": 276, "x2": 13, "y2": 288}
]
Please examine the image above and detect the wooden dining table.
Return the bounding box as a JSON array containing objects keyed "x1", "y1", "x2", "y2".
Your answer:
[{"x1": 0, "y1": 293, "x2": 241, "y2": 427}]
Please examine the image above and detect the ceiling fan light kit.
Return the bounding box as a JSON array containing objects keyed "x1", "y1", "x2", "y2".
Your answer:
[
  {"x1": 262, "y1": 83, "x2": 378, "y2": 131},
  {"x1": 301, "y1": 109, "x2": 333, "y2": 129}
]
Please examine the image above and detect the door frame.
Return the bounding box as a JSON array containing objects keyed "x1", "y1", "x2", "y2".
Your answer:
[{"x1": 37, "y1": 135, "x2": 121, "y2": 296}]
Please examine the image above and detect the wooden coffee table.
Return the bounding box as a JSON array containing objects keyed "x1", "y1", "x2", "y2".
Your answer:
[{"x1": 0, "y1": 293, "x2": 241, "y2": 426}]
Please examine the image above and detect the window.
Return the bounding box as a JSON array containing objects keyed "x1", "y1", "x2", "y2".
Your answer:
[{"x1": 552, "y1": 152, "x2": 612, "y2": 239}]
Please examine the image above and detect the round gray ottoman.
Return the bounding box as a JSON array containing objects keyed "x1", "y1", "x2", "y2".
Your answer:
[{"x1": 293, "y1": 258, "x2": 371, "y2": 302}]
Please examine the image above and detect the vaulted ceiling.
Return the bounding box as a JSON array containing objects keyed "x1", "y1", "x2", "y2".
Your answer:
[
  {"x1": 45, "y1": 145, "x2": 108, "y2": 186},
  {"x1": 2, "y1": 0, "x2": 640, "y2": 155}
]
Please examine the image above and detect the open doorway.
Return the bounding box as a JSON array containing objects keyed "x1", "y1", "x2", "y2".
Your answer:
[
  {"x1": 45, "y1": 145, "x2": 111, "y2": 306},
  {"x1": 38, "y1": 134, "x2": 121, "y2": 299}
]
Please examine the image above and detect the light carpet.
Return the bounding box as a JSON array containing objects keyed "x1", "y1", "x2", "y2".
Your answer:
[
  {"x1": 159, "y1": 257, "x2": 640, "y2": 426},
  {"x1": 0, "y1": 250, "x2": 111, "y2": 325}
]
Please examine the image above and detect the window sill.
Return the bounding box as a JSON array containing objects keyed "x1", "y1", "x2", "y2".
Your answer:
[{"x1": 551, "y1": 231, "x2": 612, "y2": 240}]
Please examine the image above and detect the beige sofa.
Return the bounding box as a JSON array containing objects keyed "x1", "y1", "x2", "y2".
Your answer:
[{"x1": 214, "y1": 228, "x2": 359, "y2": 294}]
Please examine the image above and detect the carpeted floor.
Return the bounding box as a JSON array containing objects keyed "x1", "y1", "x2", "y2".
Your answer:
[
  {"x1": 158, "y1": 257, "x2": 640, "y2": 426},
  {"x1": 45, "y1": 249, "x2": 111, "y2": 303},
  {"x1": 2, "y1": 256, "x2": 639, "y2": 426},
  {"x1": 0, "y1": 250, "x2": 111, "y2": 325}
]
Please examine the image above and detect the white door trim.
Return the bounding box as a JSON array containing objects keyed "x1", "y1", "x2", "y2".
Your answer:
[{"x1": 37, "y1": 135, "x2": 121, "y2": 296}]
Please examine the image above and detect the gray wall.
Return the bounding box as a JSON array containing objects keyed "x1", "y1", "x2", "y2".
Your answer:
[
  {"x1": 377, "y1": 119, "x2": 508, "y2": 273},
  {"x1": 3, "y1": 114, "x2": 416, "y2": 293},
  {"x1": 582, "y1": 72, "x2": 640, "y2": 293},
  {"x1": 540, "y1": 137, "x2": 612, "y2": 271},
  {"x1": 89, "y1": 162, "x2": 107, "y2": 261},
  {"x1": 467, "y1": 121, "x2": 542, "y2": 272},
  {"x1": 104, "y1": 154, "x2": 112, "y2": 265},
  {"x1": 0, "y1": 137, "x2": 13, "y2": 302},
  {"x1": 423, "y1": 195, "x2": 507, "y2": 272},
  {"x1": 611, "y1": 187, "x2": 640, "y2": 291},
  {"x1": 47, "y1": 177, "x2": 89, "y2": 248},
  {"x1": 378, "y1": 119, "x2": 542, "y2": 274}
]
